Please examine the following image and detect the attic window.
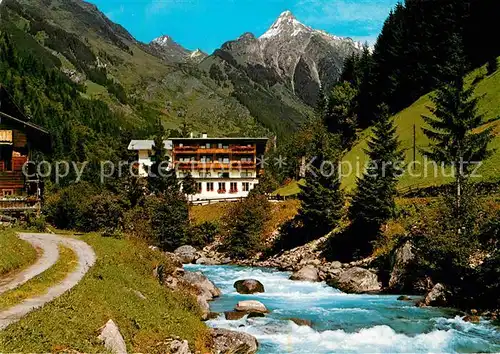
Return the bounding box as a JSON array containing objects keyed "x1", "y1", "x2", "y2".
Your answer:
[{"x1": 0, "y1": 130, "x2": 12, "y2": 145}]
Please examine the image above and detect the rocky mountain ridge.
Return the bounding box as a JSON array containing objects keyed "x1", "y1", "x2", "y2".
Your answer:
[
  {"x1": 149, "y1": 35, "x2": 207, "y2": 63},
  {"x1": 211, "y1": 10, "x2": 363, "y2": 106}
]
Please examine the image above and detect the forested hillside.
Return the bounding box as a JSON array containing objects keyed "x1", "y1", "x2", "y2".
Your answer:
[{"x1": 0, "y1": 0, "x2": 269, "y2": 138}]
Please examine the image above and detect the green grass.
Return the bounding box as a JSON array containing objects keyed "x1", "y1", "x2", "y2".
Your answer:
[
  {"x1": 0, "y1": 245, "x2": 77, "y2": 311},
  {"x1": 85, "y1": 80, "x2": 108, "y2": 97},
  {"x1": 272, "y1": 179, "x2": 305, "y2": 197},
  {"x1": 341, "y1": 58, "x2": 500, "y2": 191},
  {"x1": 0, "y1": 230, "x2": 37, "y2": 277},
  {"x1": 0, "y1": 234, "x2": 209, "y2": 353}
]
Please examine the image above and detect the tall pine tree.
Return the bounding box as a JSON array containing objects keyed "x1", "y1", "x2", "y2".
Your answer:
[
  {"x1": 422, "y1": 66, "x2": 494, "y2": 211},
  {"x1": 298, "y1": 121, "x2": 344, "y2": 239},
  {"x1": 348, "y1": 104, "x2": 403, "y2": 255}
]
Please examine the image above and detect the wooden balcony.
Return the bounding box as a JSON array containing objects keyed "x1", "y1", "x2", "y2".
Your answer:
[
  {"x1": 175, "y1": 160, "x2": 256, "y2": 170},
  {"x1": 174, "y1": 146, "x2": 256, "y2": 155}
]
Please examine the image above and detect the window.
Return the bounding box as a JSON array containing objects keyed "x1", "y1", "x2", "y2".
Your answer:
[
  {"x1": 230, "y1": 182, "x2": 238, "y2": 193},
  {"x1": 223, "y1": 144, "x2": 229, "y2": 149},
  {"x1": 207, "y1": 182, "x2": 214, "y2": 192},
  {"x1": 242, "y1": 182, "x2": 250, "y2": 192},
  {"x1": 218, "y1": 172, "x2": 229, "y2": 178},
  {"x1": 240, "y1": 171, "x2": 253, "y2": 177},
  {"x1": 196, "y1": 182, "x2": 202, "y2": 193},
  {"x1": 200, "y1": 172, "x2": 212, "y2": 178},
  {"x1": 206, "y1": 143, "x2": 211, "y2": 149},
  {"x1": 2, "y1": 189, "x2": 13, "y2": 197},
  {"x1": 218, "y1": 143, "x2": 223, "y2": 149},
  {"x1": 218, "y1": 182, "x2": 226, "y2": 193}
]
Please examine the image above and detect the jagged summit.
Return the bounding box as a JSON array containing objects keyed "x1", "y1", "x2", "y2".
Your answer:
[
  {"x1": 260, "y1": 10, "x2": 311, "y2": 39},
  {"x1": 151, "y1": 35, "x2": 176, "y2": 46}
]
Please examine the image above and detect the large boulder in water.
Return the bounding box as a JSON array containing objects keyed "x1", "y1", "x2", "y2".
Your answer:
[
  {"x1": 419, "y1": 283, "x2": 449, "y2": 307},
  {"x1": 211, "y1": 328, "x2": 258, "y2": 354},
  {"x1": 388, "y1": 241, "x2": 417, "y2": 292},
  {"x1": 328, "y1": 267, "x2": 381, "y2": 293},
  {"x1": 174, "y1": 245, "x2": 197, "y2": 264},
  {"x1": 235, "y1": 300, "x2": 269, "y2": 313},
  {"x1": 289, "y1": 265, "x2": 320, "y2": 282},
  {"x1": 180, "y1": 271, "x2": 221, "y2": 319},
  {"x1": 234, "y1": 279, "x2": 265, "y2": 294}
]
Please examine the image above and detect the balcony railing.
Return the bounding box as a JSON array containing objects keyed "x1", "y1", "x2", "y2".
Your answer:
[
  {"x1": 176, "y1": 161, "x2": 256, "y2": 170},
  {"x1": 174, "y1": 146, "x2": 256, "y2": 154}
]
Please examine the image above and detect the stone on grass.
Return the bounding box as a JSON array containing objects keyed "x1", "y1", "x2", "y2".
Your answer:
[{"x1": 98, "y1": 319, "x2": 127, "y2": 354}]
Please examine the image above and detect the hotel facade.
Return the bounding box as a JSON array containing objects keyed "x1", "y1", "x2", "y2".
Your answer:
[{"x1": 128, "y1": 135, "x2": 268, "y2": 203}]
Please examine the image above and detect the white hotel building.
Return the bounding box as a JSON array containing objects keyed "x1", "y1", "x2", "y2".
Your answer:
[{"x1": 128, "y1": 136, "x2": 268, "y2": 203}]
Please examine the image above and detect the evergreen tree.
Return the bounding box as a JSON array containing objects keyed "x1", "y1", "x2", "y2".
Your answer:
[
  {"x1": 422, "y1": 70, "x2": 494, "y2": 211},
  {"x1": 222, "y1": 193, "x2": 270, "y2": 259},
  {"x1": 348, "y1": 104, "x2": 403, "y2": 255},
  {"x1": 149, "y1": 193, "x2": 189, "y2": 251},
  {"x1": 298, "y1": 122, "x2": 343, "y2": 239},
  {"x1": 487, "y1": 57, "x2": 498, "y2": 76},
  {"x1": 323, "y1": 81, "x2": 358, "y2": 149},
  {"x1": 148, "y1": 120, "x2": 177, "y2": 194}
]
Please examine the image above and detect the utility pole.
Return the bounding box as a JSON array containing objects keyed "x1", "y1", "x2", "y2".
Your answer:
[{"x1": 412, "y1": 124, "x2": 416, "y2": 171}]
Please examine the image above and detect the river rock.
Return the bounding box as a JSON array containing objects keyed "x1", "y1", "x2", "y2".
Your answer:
[
  {"x1": 419, "y1": 283, "x2": 449, "y2": 307},
  {"x1": 234, "y1": 279, "x2": 265, "y2": 294},
  {"x1": 225, "y1": 311, "x2": 247, "y2": 320},
  {"x1": 328, "y1": 267, "x2": 381, "y2": 293},
  {"x1": 211, "y1": 328, "x2": 258, "y2": 354},
  {"x1": 289, "y1": 318, "x2": 312, "y2": 327},
  {"x1": 181, "y1": 271, "x2": 221, "y2": 319},
  {"x1": 397, "y1": 295, "x2": 412, "y2": 301},
  {"x1": 388, "y1": 241, "x2": 416, "y2": 292},
  {"x1": 235, "y1": 300, "x2": 269, "y2": 313},
  {"x1": 98, "y1": 319, "x2": 127, "y2": 354},
  {"x1": 196, "y1": 257, "x2": 218, "y2": 265},
  {"x1": 463, "y1": 315, "x2": 481, "y2": 323},
  {"x1": 174, "y1": 245, "x2": 198, "y2": 264},
  {"x1": 289, "y1": 265, "x2": 320, "y2": 282},
  {"x1": 247, "y1": 312, "x2": 266, "y2": 318}
]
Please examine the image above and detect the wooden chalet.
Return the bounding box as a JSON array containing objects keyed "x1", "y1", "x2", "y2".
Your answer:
[{"x1": 0, "y1": 85, "x2": 50, "y2": 215}]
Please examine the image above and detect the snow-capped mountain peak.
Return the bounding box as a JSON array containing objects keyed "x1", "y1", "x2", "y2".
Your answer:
[
  {"x1": 151, "y1": 35, "x2": 175, "y2": 47},
  {"x1": 259, "y1": 10, "x2": 312, "y2": 39}
]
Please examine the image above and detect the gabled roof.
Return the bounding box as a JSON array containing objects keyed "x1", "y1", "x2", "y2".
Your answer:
[
  {"x1": 0, "y1": 111, "x2": 50, "y2": 135},
  {"x1": 0, "y1": 85, "x2": 49, "y2": 135},
  {"x1": 128, "y1": 140, "x2": 173, "y2": 150}
]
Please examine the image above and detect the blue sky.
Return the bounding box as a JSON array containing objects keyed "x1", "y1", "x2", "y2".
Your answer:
[{"x1": 90, "y1": 0, "x2": 399, "y2": 54}]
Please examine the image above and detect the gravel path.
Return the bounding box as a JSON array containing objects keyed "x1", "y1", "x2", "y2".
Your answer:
[
  {"x1": 0, "y1": 234, "x2": 59, "y2": 295},
  {"x1": 0, "y1": 233, "x2": 96, "y2": 330}
]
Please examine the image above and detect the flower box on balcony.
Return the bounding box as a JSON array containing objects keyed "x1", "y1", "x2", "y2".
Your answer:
[
  {"x1": 229, "y1": 189, "x2": 238, "y2": 194},
  {"x1": 217, "y1": 189, "x2": 226, "y2": 194}
]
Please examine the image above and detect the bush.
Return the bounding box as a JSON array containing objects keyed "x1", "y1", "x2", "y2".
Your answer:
[
  {"x1": 43, "y1": 182, "x2": 96, "y2": 229},
  {"x1": 186, "y1": 221, "x2": 219, "y2": 249},
  {"x1": 123, "y1": 205, "x2": 153, "y2": 242},
  {"x1": 148, "y1": 194, "x2": 189, "y2": 251},
  {"x1": 25, "y1": 212, "x2": 47, "y2": 232},
  {"x1": 81, "y1": 192, "x2": 126, "y2": 233},
  {"x1": 221, "y1": 194, "x2": 271, "y2": 259}
]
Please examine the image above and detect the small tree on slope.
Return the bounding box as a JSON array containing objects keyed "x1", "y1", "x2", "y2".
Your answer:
[{"x1": 348, "y1": 104, "x2": 404, "y2": 255}]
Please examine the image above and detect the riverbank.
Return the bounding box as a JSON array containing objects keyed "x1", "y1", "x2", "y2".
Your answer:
[{"x1": 188, "y1": 264, "x2": 500, "y2": 354}]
